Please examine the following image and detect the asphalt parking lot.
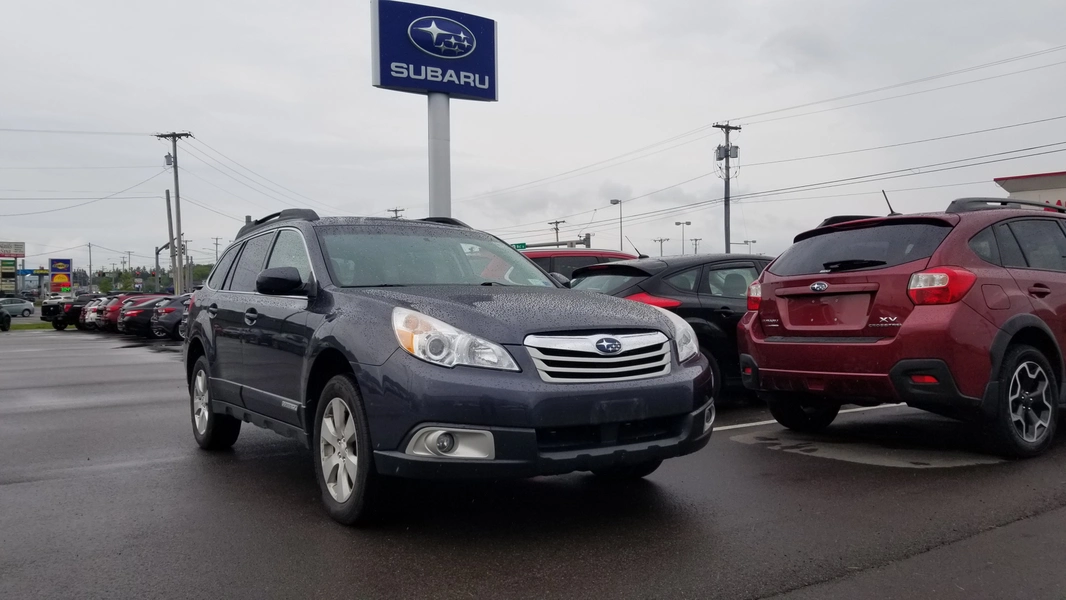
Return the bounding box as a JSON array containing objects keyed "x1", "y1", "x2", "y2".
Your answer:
[{"x1": 4, "y1": 331, "x2": 1066, "y2": 599}]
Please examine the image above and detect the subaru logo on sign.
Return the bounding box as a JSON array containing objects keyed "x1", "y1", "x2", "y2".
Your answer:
[
  {"x1": 810, "y1": 281, "x2": 829, "y2": 292},
  {"x1": 594, "y1": 337, "x2": 623, "y2": 355},
  {"x1": 408, "y1": 16, "x2": 476, "y2": 59}
]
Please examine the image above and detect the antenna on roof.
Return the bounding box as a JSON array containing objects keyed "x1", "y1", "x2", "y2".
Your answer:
[
  {"x1": 883, "y1": 190, "x2": 901, "y2": 216},
  {"x1": 625, "y1": 236, "x2": 648, "y2": 259}
]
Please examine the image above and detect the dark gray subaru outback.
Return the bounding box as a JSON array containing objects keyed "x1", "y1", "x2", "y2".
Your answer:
[{"x1": 183, "y1": 209, "x2": 713, "y2": 524}]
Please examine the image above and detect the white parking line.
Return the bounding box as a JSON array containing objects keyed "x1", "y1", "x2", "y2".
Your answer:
[{"x1": 714, "y1": 403, "x2": 906, "y2": 431}]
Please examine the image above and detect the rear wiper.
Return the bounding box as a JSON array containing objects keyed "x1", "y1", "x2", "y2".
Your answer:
[{"x1": 821, "y1": 259, "x2": 887, "y2": 272}]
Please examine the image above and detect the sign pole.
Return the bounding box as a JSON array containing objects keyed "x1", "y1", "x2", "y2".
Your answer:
[{"x1": 427, "y1": 92, "x2": 452, "y2": 218}]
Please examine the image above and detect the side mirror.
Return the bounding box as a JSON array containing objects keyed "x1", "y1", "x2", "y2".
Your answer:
[
  {"x1": 549, "y1": 272, "x2": 571, "y2": 288},
  {"x1": 256, "y1": 267, "x2": 305, "y2": 296}
]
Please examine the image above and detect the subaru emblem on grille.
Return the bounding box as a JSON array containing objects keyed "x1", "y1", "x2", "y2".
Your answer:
[
  {"x1": 810, "y1": 281, "x2": 829, "y2": 292},
  {"x1": 594, "y1": 337, "x2": 623, "y2": 355}
]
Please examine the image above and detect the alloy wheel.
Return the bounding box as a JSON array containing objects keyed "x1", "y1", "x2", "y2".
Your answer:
[
  {"x1": 320, "y1": 397, "x2": 358, "y2": 503},
  {"x1": 1008, "y1": 361, "x2": 1053, "y2": 443},
  {"x1": 192, "y1": 370, "x2": 210, "y2": 435}
]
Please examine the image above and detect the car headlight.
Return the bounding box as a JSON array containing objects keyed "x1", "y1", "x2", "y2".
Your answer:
[
  {"x1": 651, "y1": 306, "x2": 700, "y2": 363},
  {"x1": 392, "y1": 308, "x2": 519, "y2": 371}
]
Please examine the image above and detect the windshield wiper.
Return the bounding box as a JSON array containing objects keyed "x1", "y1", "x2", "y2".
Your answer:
[
  {"x1": 821, "y1": 259, "x2": 887, "y2": 272},
  {"x1": 357, "y1": 284, "x2": 407, "y2": 288},
  {"x1": 480, "y1": 281, "x2": 511, "y2": 286}
]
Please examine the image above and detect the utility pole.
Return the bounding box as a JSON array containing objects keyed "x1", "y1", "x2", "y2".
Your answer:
[
  {"x1": 609, "y1": 199, "x2": 623, "y2": 251},
  {"x1": 87, "y1": 243, "x2": 92, "y2": 293},
  {"x1": 713, "y1": 123, "x2": 741, "y2": 254},
  {"x1": 211, "y1": 237, "x2": 222, "y2": 262},
  {"x1": 691, "y1": 238, "x2": 702, "y2": 254},
  {"x1": 165, "y1": 190, "x2": 176, "y2": 293},
  {"x1": 653, "y1": 238, "x2": 670, "y2": 257},
  {"x1": 120, "y1": 256, "x2": 127, "y2": 273},
  {"x1": 156, "y1": 132, "x2": 192, "y2": 292},
  {"x1": 548, "y1": 220, "x2": 566, "y2": 244},
  {"x1": 387, "y1": 208, "x2": 406, "y2": 219},
  {"x1": 126, "y1": 251, "x2": 132, "y2": 273}
]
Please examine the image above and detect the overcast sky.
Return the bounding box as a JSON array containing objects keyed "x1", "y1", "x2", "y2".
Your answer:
[{"x1": 2, "y1": 0, "x2": 1065, "y2": 271}]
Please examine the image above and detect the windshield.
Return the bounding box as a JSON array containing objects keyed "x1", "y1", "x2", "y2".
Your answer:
[{"x1": 317, "y1": 226, "x2": 555, "y2": 288}]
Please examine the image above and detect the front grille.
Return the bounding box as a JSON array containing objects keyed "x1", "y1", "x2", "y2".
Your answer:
[
  {"x1": 524, "y1": 331, "x2": 671, "y2": 383},
  {"x1": 537, "y1": 415, "x2": 684, "y2": 452}
]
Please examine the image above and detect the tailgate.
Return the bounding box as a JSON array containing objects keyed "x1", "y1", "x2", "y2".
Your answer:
[{"x1": 757, "y1": 219, "x2": 954, "y2": 340}]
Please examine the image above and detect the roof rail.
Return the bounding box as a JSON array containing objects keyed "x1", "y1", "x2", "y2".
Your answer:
[
  {"x1": 818, "y1": 215, "x2": 879, "y2": 227},
  {"x1": 420, "y1": 217, "x2": 471, "y2": 228},
  {"x1": 945, "y1": 197, "x2": 1066, "y2": 214},
  {"x1": 237, "y1": 208, "x2": 320, "y2": 238}
]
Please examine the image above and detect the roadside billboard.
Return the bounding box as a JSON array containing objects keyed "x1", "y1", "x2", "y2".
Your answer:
[
  {"x1": 0, "y1": 259, "x2": 15, "y2": 293},
  {"x1": 50, "y1": 258, "x2": 72, "y2": 294},
  {"x1": 0, "y1": 241, "x2": 25, "y2": 258}
]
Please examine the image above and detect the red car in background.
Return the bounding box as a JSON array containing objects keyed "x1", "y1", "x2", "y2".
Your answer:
[
  {"x1": 522, "y1": 248, "x2": 637, "y2": 279},
  {"x1": 98, "y1": 293, "x2": 163, "y2": 331}
]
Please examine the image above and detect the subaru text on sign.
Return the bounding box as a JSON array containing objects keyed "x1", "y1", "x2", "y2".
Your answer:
[{"x1": 371, "y1": 0, "x2": 497, "y2": 101}]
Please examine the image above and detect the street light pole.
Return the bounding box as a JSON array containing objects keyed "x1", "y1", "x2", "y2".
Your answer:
[
  {"x1": 609, "y1": 199, "x2": 623, "y2": 251},
  {"x1": 675, "y1": 221, "x2": 691, "y2": 255},
  {"x1": 730, "y1": 239, "x2": 757, "y2": 253}
]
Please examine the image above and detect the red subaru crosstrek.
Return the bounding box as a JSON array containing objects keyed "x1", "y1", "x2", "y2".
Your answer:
[{"x1": 739, "y1": 198, "x2": 1066, "y2": 457}]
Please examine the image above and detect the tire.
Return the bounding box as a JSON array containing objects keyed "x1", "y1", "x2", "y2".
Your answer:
[
  {"x1": 987, "y1": 344, "x2": 1058, "y2": 458},
  {"x1": 75, "y1": 322, "x2": 87, "y2": 331},
  {"x1": 189, "y1": 356, "x2": 241, "y2": 450},
  {"x1": 171, "y1": 322, "x2": 185, "y2": 341},
  {"x1": 0, "y1": 316, "x2": 9, "y2": 332},
  {"x1": 52, "y1": 321, "x2": 67, "y2": 331},
  {"x1": 700, "y1": 347, "x2": 723, "y2": 406},
  {"x1": 313, "y1": 374, "x2": 379, "y2": 526},
  {"x1": 21, "y1": 309, "x2": 31, "y2": 317},
  {"x1": 765, "y1": 393, "x2": 840, "y2": 433},
  {"x1": 591, "y1": 459, "x2": 663, "y2": 480}
]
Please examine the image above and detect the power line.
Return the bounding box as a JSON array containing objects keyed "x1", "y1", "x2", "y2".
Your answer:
[
  {"x1": 507, "y1": 144, "x2": 1066, "y2": 240},
  {"x1": 0, "y1": 165, "x2": 160, "y2": 170},
  {"x1": 186, "y1": 137, "x2": 348, "y2": 213},
  {"x1": 0, "y1": 170, "x2": 169, "y2": 217},
  {"x1": 0, "y1": 128, "x2": 151, "y2": 136},
  {"x1": 458, "y1": 45, "x2": 1066, "y2": 204},
  {"x1": 0, "y1": 195, "x2": 161, "y2": 201},
  {"x1": 22, "y1": 244, "x2": 88, "y2": 259},
  {"x1": 179, "y1": 143, "x2": 311, "y2": 210},
  {"x1": 181, "y1": 194, "x2": 245, "y2": 222},
  {"x1": 180, "y1": 166, "x2": 271, "y2": 210}
]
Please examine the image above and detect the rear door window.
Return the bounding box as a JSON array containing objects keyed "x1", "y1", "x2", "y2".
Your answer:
[
  {"x1": 1008, "y1": 220, "x2": 1066, "y2": 272},
  {"x1": 664, "y1": 268, "x2": 701, "y2": 293},
  {"x1": 770, "y1": 222, "x2": 952, "y2": 276},
  {"x1": 704, "y1": 266, "x2": 759, "y2": 298}
]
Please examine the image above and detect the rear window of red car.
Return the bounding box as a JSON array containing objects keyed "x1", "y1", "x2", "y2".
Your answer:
[{"x1": 770, "y1": 222, "x2": 953, "y2": 277}]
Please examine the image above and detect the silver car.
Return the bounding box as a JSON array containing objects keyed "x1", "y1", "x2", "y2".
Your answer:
[{"x1": 0, "y1": 298, "x2": 34, "y2": 318}]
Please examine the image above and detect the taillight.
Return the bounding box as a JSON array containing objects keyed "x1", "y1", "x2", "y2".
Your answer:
[
  {"x1": 747, "y1": 282, "x2": 762, "y2": 311},
  {"x1": 624, "y1": 292, "x2": 682, "y2": 308},
  {"x1": 907, "y1": 267, "x2": 976, "y2": 305},
  {"x1": 161, "y1": 307, "x2": 176, "y2": 314},
  {"x1": 125, "y1": 310, "x2": 142, "y2": 317},
  {"x1": 63, "y1": 303, "x2": 72, "y2": 311}
]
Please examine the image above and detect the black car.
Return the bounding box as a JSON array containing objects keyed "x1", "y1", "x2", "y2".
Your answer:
[
  {"x1": 118, "y1": 297, "x2": 172, "y2": 337},
  {"x1": 0, "y1": 308, "x2": 9, "y2": 332},
  {"x1": 41, "y1": 293, "x2": 103, "y2": 331},
  {"x1": 571, "y1": 254, "x2": 772, "y2": 400},
  {"x1": 184, "y1": 210, "x2": 713, "y2": 525},
  {"x1": 151, "y1": 294, "x2": 191, "y2": 340}
]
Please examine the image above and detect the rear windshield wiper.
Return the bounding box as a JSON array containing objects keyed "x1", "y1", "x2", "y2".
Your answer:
[{"x1": 820, "y1": 259, "x2": 887, "y2": 272}]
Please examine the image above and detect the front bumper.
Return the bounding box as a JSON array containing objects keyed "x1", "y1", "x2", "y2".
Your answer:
[
  {"x1": 349, "y1": 346, "x2": 713, "y2": 479},
  {"x1": 373, "y1": 399, "x2": 715, "y2": 479}
]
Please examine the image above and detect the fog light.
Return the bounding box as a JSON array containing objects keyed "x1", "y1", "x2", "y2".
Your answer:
[
  {"x1": 704, "y1": 403, "x2": 716, "y2": 432},
  {"x1": 436, "y1": 432, "x2": 456, "y2": 453}
]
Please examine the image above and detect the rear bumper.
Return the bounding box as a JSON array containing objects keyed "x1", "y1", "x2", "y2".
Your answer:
[{"x1": 373, "y1": 399, "x2": 714, "y2": 479}]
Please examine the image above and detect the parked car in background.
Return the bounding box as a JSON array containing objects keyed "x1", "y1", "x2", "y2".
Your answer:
[
  {"x1": 119, "y1": 297, "x2": 171, "y2": 336},
  {"x1": 740, "y1": 198, "x2": 1066, "y2": 458},
  {"x1": 80, "y1": 298, "x2": 104, "y2": 330},
  {"x1": 572, "y1": 254, "x2": 772, "y2": 401},
  {"x1": 0, "y1": 308, "x2": 10, "y2": 332},
  {"x1": 98, "y1": 293, "x2": 156, "y2": 331},
  {"x1": 41, "y1": 293, "x2": 101, "y2": 330},
  {"x1": 521, "y1": 248, "x2": 638, "y2": 279},
  {"x1": 151, "y1": 294, "x2": 191, "y2": 340},
  {"x1": 184, "y1": 210, "x2": 712, "y2": 525},
  {"x1": 0, "y1": 297, "x2": 34, "y2": 318}
]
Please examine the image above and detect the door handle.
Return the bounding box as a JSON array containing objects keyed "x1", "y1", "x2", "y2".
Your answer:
[
  {"x1": 714, "y1": 306, "x2": 736, "y2": 316},
  {"x1": 244, "y1": 308, "x2": 259, "y2": 325},
  {"x1": 207, "y1": 304, "x2": 218, "y2": 317},
  {"x1": 1029, "y1": 284, "x2": 1051, "y2": 298}
]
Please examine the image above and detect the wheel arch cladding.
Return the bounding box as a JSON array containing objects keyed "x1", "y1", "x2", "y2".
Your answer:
[
  {"x1": 186, "y1": 338, "x2": 206, "y2": 385},
  {"x1": 992, "y1": 315, "x2": 1064, "y2": 402},
  {"x1": 304, "y1": 347, "x2": 357, "y2": 432}
]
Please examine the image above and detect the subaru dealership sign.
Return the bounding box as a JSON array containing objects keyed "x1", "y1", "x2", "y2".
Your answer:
[{"x1": 371, "y1": 0, "x2": 497, "y2": 101}]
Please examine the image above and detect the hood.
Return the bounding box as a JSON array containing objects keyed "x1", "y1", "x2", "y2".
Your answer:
[{"x1": 340, "y1": 285, "x2": 675, "y2": 344}]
